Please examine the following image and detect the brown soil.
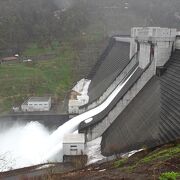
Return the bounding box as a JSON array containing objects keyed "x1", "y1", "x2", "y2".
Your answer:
[
  {"x1": 0, "y1": 143, "x2": 179, "y2": 180},
  {"x1": 52, "y1": 144, "x2": 180, "y2": 180},
  {"x1": 53, "y1": 158, "x2": 179, "y2": 180}
]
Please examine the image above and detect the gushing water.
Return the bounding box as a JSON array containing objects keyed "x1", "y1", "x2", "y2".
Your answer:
[
  {"x1": 0, "y1": 68, "x2": 137, "y2": 172},
  {"x1": 0, "y1": 122, "x2": 50, "y2": 171}
]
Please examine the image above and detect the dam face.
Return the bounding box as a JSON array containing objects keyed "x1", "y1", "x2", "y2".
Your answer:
[{"x1": 77, "y1": 27, "x2": 180, "y2": 155}]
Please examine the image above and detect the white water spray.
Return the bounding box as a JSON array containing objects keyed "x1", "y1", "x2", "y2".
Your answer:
[
  {"x1": 0, "y1": 67, "x2": 137, "y2": 171},
  {"x1": 0, "y1": 122, "x2": 50, "y2": 171}
]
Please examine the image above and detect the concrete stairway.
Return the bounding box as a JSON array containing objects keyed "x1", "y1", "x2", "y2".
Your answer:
[{"x1": 159, "y1": 50, "x2": 180, "y2": 143}]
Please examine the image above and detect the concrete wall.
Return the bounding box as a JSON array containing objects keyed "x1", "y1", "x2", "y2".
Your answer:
[
  {"x1": 131, "y1": 27, "x2": 177, "y2": 67},
  {"x1": 138, "y1": 42, "x2": 151, "y2": 69},
  {"x1": 159, "y1": 49, "x2": 180, "y2": 143},
  {"x1": 154, "y1": 41, "x2": 174, "y2": 67},
  {"x1": 86, "y1": 59, "x2": 156, "y2": 141},
  {"x1": 175, "y1": 36, "x2": 180, "y2": 50},
  {"x1": 101, "y1": 49, "x2": 180, "y2": 155},
  {"x1": 101, "y1": 76, "x2": 160, "y2": 155}
]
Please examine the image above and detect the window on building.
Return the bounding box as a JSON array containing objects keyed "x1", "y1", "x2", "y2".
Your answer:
[
  {"x1": 70, "y1": 145, "x2": 77, "y2": 148},
  {"x1": 70, "y1": 149, "x2": 78, "y2": 151}
]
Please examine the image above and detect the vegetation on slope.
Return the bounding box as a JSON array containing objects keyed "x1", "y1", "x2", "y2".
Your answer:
[
  {"x1": 56, "y1": 142, "x2": 180, "y2": 180},
  {"x1": 0, "y1": 0, "x2": 108, "y2": 114},
  {"x1": 0, "y1": 44, "x2": 73, "y2": 112},
  {"x1": 0, "y1": 32, "x2": 105, "y2": 114},
  {"x1": 114, "y1": 143, "x2": 180, "y2": 173}
]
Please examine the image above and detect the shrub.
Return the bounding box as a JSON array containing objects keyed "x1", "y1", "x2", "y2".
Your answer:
[
  {"x1": 114, "y1": 158, "x2": 127, "y2": 168},
  {"x1": 159, "y1": 171, "x2": 180, "y2": 180}
]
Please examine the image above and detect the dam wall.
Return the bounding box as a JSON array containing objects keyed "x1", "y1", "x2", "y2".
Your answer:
[
  {"x1": 101, "y1": 49, "x2": 180, "y2": 155},
  {"x1": 80, "y1": 27, "x2": 176, "y2": 142},
  {"x1": 84, "y1": 59, "x2": 156, "y2": 141},
  {"x1": 159, "y1": 49, "x2": 180, "y2": 143},
  {"x1": 101, "y1": 76, "x2": 161, "y2": 155}
]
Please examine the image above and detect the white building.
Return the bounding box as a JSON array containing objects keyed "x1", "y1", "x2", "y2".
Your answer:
[
  {"x1": 63, "y1": 134, "x2": 85, "y2": 156},
  {"x1": 21, "y1": 97, "x2": 51, "y2": 112}
]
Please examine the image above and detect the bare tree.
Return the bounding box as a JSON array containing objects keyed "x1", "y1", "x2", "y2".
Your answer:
[{"x1": 0, "y1": 152, "x2": 15, "y2": 172}]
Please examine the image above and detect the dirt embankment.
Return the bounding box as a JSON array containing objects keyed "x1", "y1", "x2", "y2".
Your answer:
[{"x1": 54, "y1": 143, "x2": 180, "y2": 180}]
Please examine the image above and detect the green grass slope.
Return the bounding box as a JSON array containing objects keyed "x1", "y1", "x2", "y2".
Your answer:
[{"x1": 0, "y1": 44, "x2": 76, "y2": 113}]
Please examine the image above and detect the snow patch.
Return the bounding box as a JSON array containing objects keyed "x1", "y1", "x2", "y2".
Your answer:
[
  {"x1": 69, "y1": 78, "x2": 91, "y2": 113},
  {"x1": 85, "y1": 137, "x2": 105, "y2": 165},
  {"x1": 73, "y1": 78, "x2": 91, "y2": 96},
  {"x1": 121, "y1": 149, "x2": 144, "y2": 158}
]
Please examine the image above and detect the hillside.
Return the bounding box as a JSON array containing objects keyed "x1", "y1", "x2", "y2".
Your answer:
[
  {"x1": 0, "y1": 44, "x2": 72, "y2": 113},
  {"x1": 56, "y1": 142, "x2": 180, "y2": 180},
  {"x1": 0, "y1": 0, "x2": 108, "y2": 114},
  {"x1": 0, "y1": 34, "x2": 105, "y2": 114}
]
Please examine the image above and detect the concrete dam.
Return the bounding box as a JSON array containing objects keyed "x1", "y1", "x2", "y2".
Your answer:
[
  {"x1": 1, "y1": 27, "x2": 180, "y2": 172},
  {"x1": 69, "y1": 27, "x2": 180, "y2": 156}
]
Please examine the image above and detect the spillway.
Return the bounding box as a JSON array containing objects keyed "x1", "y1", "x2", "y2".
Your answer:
[{"x1": 0, "y1": 64, "x2": 138, "y2": 171}]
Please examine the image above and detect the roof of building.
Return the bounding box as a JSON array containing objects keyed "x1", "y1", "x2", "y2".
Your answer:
[
  {"x1": 2, "y1": 57, "x2": 18, "y2": 61},
  {"x1": 22, "y1": 100, "x2": 28, "y2": 106},
  {"x1": 28, "y1": 97, "x2": 51, "y2": 103},
  {"x1": 63, "y1": 134, "x2": 85, "y2": 144}
]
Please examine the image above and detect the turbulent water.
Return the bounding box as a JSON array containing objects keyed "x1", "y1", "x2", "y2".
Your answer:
[
  {"x1": 0, "y1": 117, "x2": 86, "y2": 172},
  {"x1": 0, "y1": 116, "x2": 89, "y2": 172},
  {"x1": 0, "y1": 121, "x2": 105, "y2": 172},
  {"x1": 0, "y1": 122, "x2": 51, "y2": 171}
]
